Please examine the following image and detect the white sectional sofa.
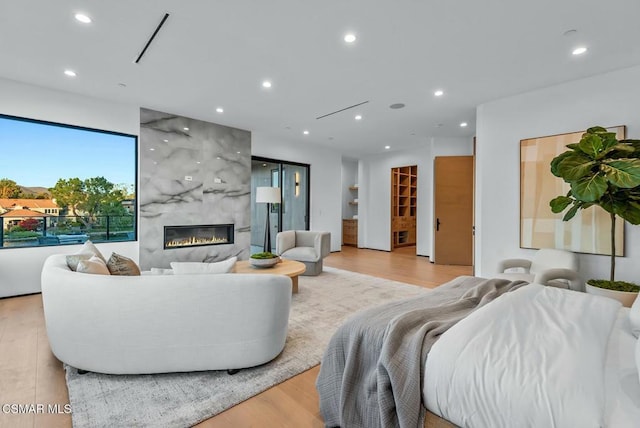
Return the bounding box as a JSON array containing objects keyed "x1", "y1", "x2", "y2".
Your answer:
[{"x1": 41, "y1": 254, "x2": 292, "y2": 375}]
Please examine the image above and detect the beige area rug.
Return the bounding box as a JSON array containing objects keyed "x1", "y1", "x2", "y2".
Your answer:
[{"x1": 64, "y1": 267, "x2": 430, "y2": 427}]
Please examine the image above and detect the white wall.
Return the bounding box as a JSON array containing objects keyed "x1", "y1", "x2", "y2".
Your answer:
[
  {"x1": 0, "y1": 78, "x2": 139, "y2": 297},
  {"x1": 475, "y1": 65, "x2": 640, "y2": 283},
  {"x1": 251, "y1": 133, "x2": 342, "y2": 252},
  {"x1": 358, "y1": 138, "x2": 473, "y2": 257}
]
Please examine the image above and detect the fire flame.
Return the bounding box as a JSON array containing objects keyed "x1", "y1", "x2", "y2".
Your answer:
[{"x1": 165, "y1": 235, "x2": 229, "y2": 248}]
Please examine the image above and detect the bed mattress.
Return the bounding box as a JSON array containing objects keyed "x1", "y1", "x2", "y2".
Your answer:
[{"x1": 422, "y1": 286, "x2": 640, "y2": 427}]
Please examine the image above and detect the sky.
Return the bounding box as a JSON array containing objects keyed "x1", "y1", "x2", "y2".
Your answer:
[{"x1": 0, "y1": 115, "x2": 136, "y2": 189}]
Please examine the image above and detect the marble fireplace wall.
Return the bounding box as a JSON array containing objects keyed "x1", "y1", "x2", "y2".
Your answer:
[{"x1": 139, "y1": 108, "x2": 251, "y2": 270}]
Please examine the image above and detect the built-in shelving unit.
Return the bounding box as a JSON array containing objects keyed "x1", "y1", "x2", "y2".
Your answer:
[
  {"x1": 391, "y1": 166, "x2": 417, "y2": 248},
  {"x1": 343, "y1": 185, "x2": 358, "y2": 246}
]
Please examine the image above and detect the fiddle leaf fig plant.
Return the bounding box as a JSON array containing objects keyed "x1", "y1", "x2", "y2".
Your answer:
[{"x1": 549, "y1": 126, "x2": 640, "y2": 290}]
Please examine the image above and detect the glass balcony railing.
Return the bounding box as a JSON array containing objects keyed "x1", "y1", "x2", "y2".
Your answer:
[{"x1": 0, "y1": 215, "x2": 136, "y2": 249}]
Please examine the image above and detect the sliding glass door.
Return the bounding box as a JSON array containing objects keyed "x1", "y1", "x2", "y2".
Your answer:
[{"x1": 251, "y1": 157, "x2": 310, "y2": 253}]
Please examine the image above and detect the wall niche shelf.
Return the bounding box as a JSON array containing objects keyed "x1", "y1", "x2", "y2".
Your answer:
[
  {"x1": 391, "y1": 166, "x2": 417, "y2": 248},
  {"x1": 343, "y1": 184, "x2": 358, "y2": 246}
]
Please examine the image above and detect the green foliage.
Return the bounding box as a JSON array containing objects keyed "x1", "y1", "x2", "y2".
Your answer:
[
  {"x1": 6, "y1": 230, "x2": 39, "y2": 239},
  {"x1": 250, "y1": 252, "x2": 277, "y2": 259},
  {"x1": 0, "y1": 178, "x2": 21, "y2": 198},
  {"x1": 550, "y1": 126, "x2": 640, "y2": 284},
  {"x1": 587, "y1": 279, "x2": 640, "y2": 293},
  {"x1": 49, "y1": 176, "x2": 129, "y2": 226}
]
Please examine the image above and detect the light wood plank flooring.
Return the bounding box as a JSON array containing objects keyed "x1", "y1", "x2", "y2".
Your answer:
[{"x1": 0, "y1": 246, "x2": 471, "y2": 428}]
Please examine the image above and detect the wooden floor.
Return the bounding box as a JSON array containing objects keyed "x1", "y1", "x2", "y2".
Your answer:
[{"x1": 0, "y1": 246, "x2": 471, "y2": 428}]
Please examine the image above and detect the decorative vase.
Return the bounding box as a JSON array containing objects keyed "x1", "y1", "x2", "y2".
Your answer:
[
  {"x1": 585, "y1": 283, "x2": 638, "y2": 308},
  {"x1": 249, "y1": 257, "x2": 279, "y2": 268}
]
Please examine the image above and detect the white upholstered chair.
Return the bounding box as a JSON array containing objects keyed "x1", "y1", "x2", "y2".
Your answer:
[
  {"x1": 276, "y1": 230, "x2": 331, "y2": 276},
  {"x1": 495, "y1": 248, "x2": 583, "y2": 291}
]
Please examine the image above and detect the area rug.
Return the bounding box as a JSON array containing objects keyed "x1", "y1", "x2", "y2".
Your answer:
[{"x1": 65, "y1": 267, "x2": 430, "y2": 427}]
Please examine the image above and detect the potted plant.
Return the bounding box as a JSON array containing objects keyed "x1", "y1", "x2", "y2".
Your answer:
[
  {"x1": 249, "y1": 251, "x2": 280, "y2": 268},
  {"x1": 549, "y1": 126, "x2": 640, "y2": 306}
]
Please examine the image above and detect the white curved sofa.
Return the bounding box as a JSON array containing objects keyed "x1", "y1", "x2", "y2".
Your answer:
[{"x1": 41, "y1": 254, "x2": 292, "y2": 375}]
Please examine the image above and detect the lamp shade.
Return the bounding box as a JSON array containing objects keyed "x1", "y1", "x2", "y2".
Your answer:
[{"x1": 256, "y1": 187, "x2": 281, "y2": 204}]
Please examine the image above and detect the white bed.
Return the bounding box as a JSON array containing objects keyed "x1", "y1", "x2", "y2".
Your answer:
[{"x1": 423, "y1": 284, "x2": 640, "y2": 428}]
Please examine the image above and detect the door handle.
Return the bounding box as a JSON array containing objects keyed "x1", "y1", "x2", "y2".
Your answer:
[{"x1": 436, "y1": 218, "x2": 440, "y2": 231}]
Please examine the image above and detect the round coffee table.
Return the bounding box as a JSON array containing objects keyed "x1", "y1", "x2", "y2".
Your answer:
[{"x1": 233, "y1": 259, "x2": 306, "y2": 293}]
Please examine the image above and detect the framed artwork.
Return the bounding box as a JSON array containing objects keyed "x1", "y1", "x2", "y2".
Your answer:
[{"x1": 520, "y1": 126, "x2": 625, "y2": 256}]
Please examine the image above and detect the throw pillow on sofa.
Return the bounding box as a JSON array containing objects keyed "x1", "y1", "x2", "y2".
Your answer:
[
  {"x1": 107, "y1": 253, "x2": 141, "y2": 276},
  {"x1": 66, "y1": 253, "x2": 93, "y2": 271},
  {"x1": 77, "y1": 255, "x2": 110, "y2": 275},
  {"x1": 79, "y1": 240, "x2": 107, "y2": 262},
  {"x1": 170, "y1": 256, "x2": 237, "y2": 274},
  {"x1": 65, "y1": 240, "x2": 106, "y2": 271}
]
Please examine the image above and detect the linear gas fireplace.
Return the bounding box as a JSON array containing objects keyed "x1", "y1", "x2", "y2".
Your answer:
[{"x1": 164, "y1": 224, "x2": 234, "y2": 249}]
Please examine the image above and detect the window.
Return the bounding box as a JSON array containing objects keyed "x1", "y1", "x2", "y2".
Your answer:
[
  {"x1": 0, "y1": 114, "x2": 137, "y2": 249},
  {"x1": 251, "y1": 157, "x2": 309, "y2": 252}
]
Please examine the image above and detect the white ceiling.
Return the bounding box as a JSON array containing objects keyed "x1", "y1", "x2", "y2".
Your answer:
[{"x1": 2, "y1": 0, "x2": 640, "y2": 157}]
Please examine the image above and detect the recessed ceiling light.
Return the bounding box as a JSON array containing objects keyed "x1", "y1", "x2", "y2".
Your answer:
[
  {"x1": 384, "y1": 145, "x2": 390, "y2": 150},
  {"x1": 64, "y1": 69, "x2": 76, "y2": 77},
  {"x1": 389, "y1": 103, "x2": 405, "y2": 109},
  {"x1": 183, "y1": 127, "x2": 189, "y2": 131},
  {"x1": 216, "y1": 107, "x2": 224, "y2": 113},
  {"x1": 196, "y1": 161, "x2": 201, "y2": 164},
  {"x1": 303, "y1": 130, "x2": 309, "y2": 135},
  {"x1": 355, "y1": 115, "x2": 362, "y2": 120},
  {"x1": 216, "y1": 156, "x2": 221, "y2": 160},
  {"x1": 74, "y1": 13, "x2": 92, "y2": 24},
  {"x1": 118, "y1": 83, "x2": 127, "y2": 88},
  {"x1": 572, "y1": 46, "x2": 588, "y2": 55},
  {"x1": 262, "y1": 80, "x2": 272, "y2": 88},
  {"x1": 149, "y1": 148, "x2": 155, "y2": 151},
  {"x1": 460, "y1": 122, "x2": 468, "y2": 127},
  {"x1": 344, "y1": 33, "x2": 356, "y2": 43},
  {"x1": 434, "y1": 90, "x2": 444, "y2": 97},
  {"x1": 163, "y1": 139, "x2": 169, "y2": 143}
]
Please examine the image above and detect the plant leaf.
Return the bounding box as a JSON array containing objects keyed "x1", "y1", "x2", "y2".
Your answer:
[
  {"x1": 550, "y1": 151, "x2": 574, "y2": 177},
  {"x1": 586, "y1": 126, "x2": 608, "y2": 134},
  {"x1": 578, "y1": 134, "x2": 603, "y2": 158},
  {"x1": 605, "y1": 143, "x2": 636, "y2": 159},
  {"x1": 562, "y1": 203, "x2": 580, "y2": 221},
  {"x1": 550, "y1": 196, "x2": 573, "y2": 213},
  {"x1": 556, "y1": 154, "x2": 595, "y2": 181},
  {"x1": 571, "y1": 174, "x2": 608, "y2": 201},
  {"x1": 601, "y1": 159, "x2": 640, "y2": 188},
  {"x1": 621, "y1": 201, "x2": 640, "y2": 225}
]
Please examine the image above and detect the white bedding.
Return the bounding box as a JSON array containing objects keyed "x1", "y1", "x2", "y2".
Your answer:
[
  {"x1": 603, "y1": 308, "x2": 640, "y2": 426},
  {"x1": 423, "y1": 284, "x2": 636, "y2": 428}
]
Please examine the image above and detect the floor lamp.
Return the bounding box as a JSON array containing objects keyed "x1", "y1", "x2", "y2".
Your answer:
[{"x1": 256, "y1": 187, "x2": 281, "y2": 253}]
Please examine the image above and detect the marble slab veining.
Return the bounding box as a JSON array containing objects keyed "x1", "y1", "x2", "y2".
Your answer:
[{"x1": 139, "y1": 108, "x2": 251, "y2": 270}]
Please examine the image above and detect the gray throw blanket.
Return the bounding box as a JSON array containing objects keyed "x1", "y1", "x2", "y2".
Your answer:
[{"x1": 316, "y1": 276, "x2": 527, "y2": 428}]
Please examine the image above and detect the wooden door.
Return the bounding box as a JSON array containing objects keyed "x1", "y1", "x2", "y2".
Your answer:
[{"x1": 434, "y1": 156, "x2": 473, "y2": 265}]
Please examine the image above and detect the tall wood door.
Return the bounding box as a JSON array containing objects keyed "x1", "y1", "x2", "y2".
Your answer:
[{"x1": 434, "y1": 156, "x2": 473, "y2": 265}]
